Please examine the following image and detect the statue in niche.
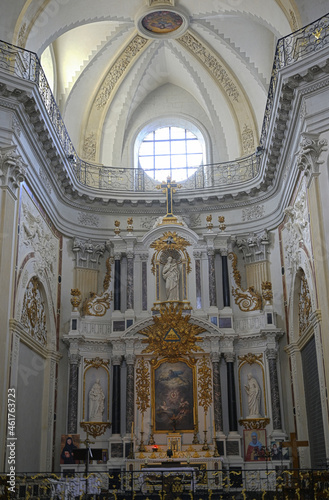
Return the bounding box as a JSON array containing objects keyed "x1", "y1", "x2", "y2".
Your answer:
[
  {"x1": 244, "y1": 373, "x2": 261, "y2": 418},
  {"x1": 162, "y1": 256, "x2": 180, "y2": 300},
  {"x1": 89, "y1": 378, "x2": 105, "y2": 422}
]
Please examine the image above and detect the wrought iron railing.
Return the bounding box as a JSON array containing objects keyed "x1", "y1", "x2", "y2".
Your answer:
[
  {"x1": 1, "y1": 468, "x2": 329, "y2": 499},
  {"x1": 260, "y1": 12, "x2": 329, "y2": 147},
  {"x1": 0, "y1": 12, "x2": 328, "y2": 192}
]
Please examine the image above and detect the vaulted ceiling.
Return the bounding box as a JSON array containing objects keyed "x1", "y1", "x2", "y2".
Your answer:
[{"x1": 2, "y1": 0, "x2": 328, "y2": 168}]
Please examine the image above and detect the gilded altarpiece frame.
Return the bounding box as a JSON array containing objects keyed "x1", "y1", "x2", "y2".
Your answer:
[{"x1": 152, "y1": 359, "x2": 197, "y2": 433}]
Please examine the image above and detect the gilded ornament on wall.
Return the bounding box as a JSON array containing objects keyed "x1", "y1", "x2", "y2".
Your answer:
[
  {"x1": 136, "y1": 358, "x2": 151, "y2": 414},
  {"x1": 228, "y1": 252, "x2": 262, "y2": 312},
  {"x1": 197, "y1": 356, "x2": 212, "y2": 413},
  {"x1": 262, "y1": 281, "x2": 273, "y2": 303},
  {"x1": 84, "y1": 357, "x2": 110, "y2": 370},
  {"x1": 83, "y1": 258, "x2": 113, "y2": 316},
  {"x1": 139, "y1": 303, "x2": 205, "y2": 364},
  {"x1": 238, "y1": 353, "x2": 263, "y2": 366}
]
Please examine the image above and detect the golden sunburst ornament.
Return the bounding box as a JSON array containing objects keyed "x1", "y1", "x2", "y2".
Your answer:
[{"x1": 139, "y1": 303, "x2": 205, "y2": 364}]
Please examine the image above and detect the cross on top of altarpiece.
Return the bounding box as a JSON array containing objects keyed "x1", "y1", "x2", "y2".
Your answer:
[{"x1": 156, "y1": 177, "x2": 182, "y2": 225}]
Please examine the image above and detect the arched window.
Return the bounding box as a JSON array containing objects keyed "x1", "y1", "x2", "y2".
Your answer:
[{"x1": 138, "y1": 125, "x2": 204, "y2": 181}]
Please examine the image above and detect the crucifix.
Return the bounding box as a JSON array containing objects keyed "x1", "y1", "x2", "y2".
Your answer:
[
  {"x1": 282, "y1": 432, "x2": 309, "y2": 469},
  {"x1": 156, "y1": 177, "x2": 182, "y2": 224}
]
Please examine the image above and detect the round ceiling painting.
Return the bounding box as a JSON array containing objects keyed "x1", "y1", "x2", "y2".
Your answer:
[{"x1": 141, "y1": 10, "x2": 184, "y2": 34}]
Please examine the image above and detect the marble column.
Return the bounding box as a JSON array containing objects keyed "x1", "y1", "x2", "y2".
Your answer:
[
  {"x1": 266, "y1": 348, "x2": 282, "y2": 430},
  {"x1": 127, "y1": 252, "x2": 134, "y2": 310},
  {"x1": 114, "y1": 253, "x2": 121, "y2": 311},
  {"x1": 68, "y1": 353, "x2": 81, "y2": 434},
  {"x1": 112, "y1": 356, "x2": 121, "y2": 434},
  {"x1": 221, "y1": 250, "x2": 230, "y2": 307},
  {"x1": 211, "y1": 353, "x2": 223, "y2": 432},
  {"x1": 208, "y1": 249, "x2": 216, "y2": 307},
  {"x1": 194, "y1": 251, "x2": 202, "y2": 309},
  {"x1": 140, "y1": 254, "x2": 148, "y2": 311},
  {"x1": 125, "y1": 355, "x2": 135, "y2": 434},
  {"x1": 225, "y1": 353, "x2": 238, "y2": 432}
]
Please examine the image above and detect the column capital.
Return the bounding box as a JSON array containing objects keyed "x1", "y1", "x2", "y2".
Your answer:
[
  {"x1": 69, "y1": 353, "x2": 81, "y2": 365},
  {"x1": 266, "y1": 348, "x2": 278, "y2": 360},
  {"x1": 127, "y1": 251, "x2": 134, "y2": 259},
  {"x1": 224, "y1": 352, "x2": 235, "y2": 363},
  {"x1": 220, "y1": 249, "x2": 228, "y2": 257},
  {"x1": 211, "y1": 352, "x2": 221, "y2": 363},
  {"x1": 114, "y1": 252, "x2": 122, "y2": 261},
  {"x1": 125, "y1": 354, "x2": 136, "y2": 365},
  {"x1": 112, "y1": 355, "x2": 122, "y2": 366},
  {"x1": 207, "y1": 248, "x2": 215, "y2": 257}
]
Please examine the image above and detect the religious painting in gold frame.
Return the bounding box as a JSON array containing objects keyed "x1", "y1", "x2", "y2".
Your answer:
[{"x1": 152, "y1": 359, "x2": 196, "y2": 433}]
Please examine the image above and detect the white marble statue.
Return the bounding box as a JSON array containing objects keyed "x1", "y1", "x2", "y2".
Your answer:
[
  {"x1": 89, "y1": 378, "x2": 105, "y2": 422},
  {"x1": 162, "y1": 256, "x2": 180, "y2": 300},
  {"x1": 244, "y1": 373, "x2": 261, "y2": 418}
]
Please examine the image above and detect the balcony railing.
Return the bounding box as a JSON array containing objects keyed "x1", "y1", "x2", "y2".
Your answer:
[
  {"x1": 0, "y1": 12, "x2": 328, "y2": 192},
  {"x1": 1, "y1": 467, "x2": 329, "y2": 499}
]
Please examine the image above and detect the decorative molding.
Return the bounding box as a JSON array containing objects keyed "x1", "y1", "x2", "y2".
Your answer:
[
  {"x1": 77, "y1": 212, "x2": 100, "y2": 228},
  {"x1": 238, "y1": 353, "x2": 263, "y2": 366},
  {"x1": 298, "y1": 272, "x2": 312, "y2": 335},
  {"x1": 72, "y1": 237, "x2": 105, "y2": 269},
  {"x1": 80, "y1": 421, "x2": 111, "y2": 438},
  {"x1": 21, "y1": 277, "x2": 47, "y2": 346},
  {"x1": 82, "y1": 132, "x2": 97, "y2": 162},
  {"x1": 197, "y1": 356, "x2": 212, "y2": 413},
  {"x1": 178, "y1": 31, "x2": 239, "y2": 101},
  {"x1": 241, "y1": 124, "x2": 255, "y2": 155},
  {"x1": 242, "y1": 205, "x2": 265, "y2": 222},
  {"x1": 239, "y1": 417, "x2": 270, "y2": 430},
  {"x1": 228, "y1": 252, "x2": 262, "y2": 312},
  {"x1": 136, "y1": 358, "x2": 150, "y2": 414},
  {"x1": 95, "y1": 35, "x2": 149, "y2": 110},
  {"x1": 0, "y1": 145, "x2": 26, "y2": 192},
  {"x1": 83, "y1": 257, "x2": 113, "y2": 316},
  {"x1": 39, "y1": 167, "x2": 52, "y2": 194},
  {"x1": 296, "y1": 132, "x2": 328, "y2": 180},
  {"x1": 84, "y1": 357, "x2": 110, "y2": 369},
  {"x1": 234, "y1": 229, "x2": 270, "y2": 263}
]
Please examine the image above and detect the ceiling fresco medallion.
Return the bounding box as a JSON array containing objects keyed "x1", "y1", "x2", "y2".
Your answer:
[
  {"x1": 142, "y1": 10, "x2": 183, "y2": 33},
  {"x1": 136, "y1": 5, "x2": 189, "y2": 39}
]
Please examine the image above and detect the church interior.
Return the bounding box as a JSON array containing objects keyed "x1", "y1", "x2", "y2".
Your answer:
[{"x1": 1, "y1": 0, "x2": 329, "y2": 497}]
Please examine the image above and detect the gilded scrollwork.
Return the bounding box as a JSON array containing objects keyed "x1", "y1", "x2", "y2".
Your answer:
[
  {"x1": 21, "y1": 277, "x2": 47, "y2": 346},
  {"x1": 70, "y1": 288, "x2": 81, "y2": 311},
  {"x1": 238, "y1": 353, "x2": 263, "y2": 366},
  {"x1": 139, "y1": 303, "x2": 205, "y2": 364},
  {"x1": 151, "y1": 231, "x2": 191, "y2": 274},
  {"x1": 228, "y1": 252, "x2": 262, "y2": 312},
  {"x1": 84, "y1": 357, "x2": 110, "y2": 370},
  {"x1": 136, "y1": 358, "x2": 150, "y2": 414},
  {"x1": 261, "y1": 281, "x2": 273, "y2": 303},
  {"x1": 83, "y1": 258, "x2": 113, "y2": 316},
  {"x1": 197, "y1": 356, "x2": 212, "y2": 413},
  {"x1": 80, "y1": 421, "x2": 111, "y2": 438}
]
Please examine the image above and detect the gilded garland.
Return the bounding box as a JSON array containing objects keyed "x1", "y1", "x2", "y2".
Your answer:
[
  {"x1": 136, "y1": 358, "x2": 150, "y2": 414},
  {"x1": 228, "y1": 252, "x2": 262, "y2": 312},
  {"x1": 139, "y1": 303, "x2": 205, "y2": 364}
]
